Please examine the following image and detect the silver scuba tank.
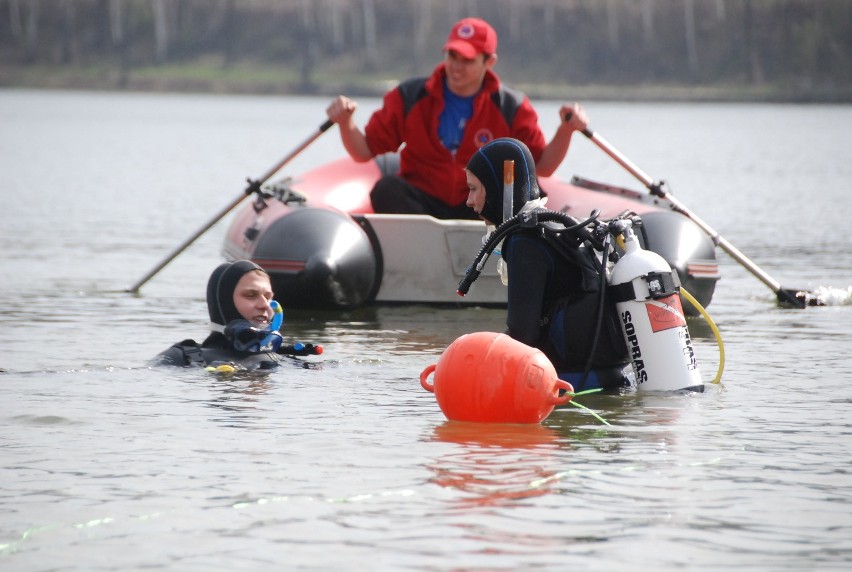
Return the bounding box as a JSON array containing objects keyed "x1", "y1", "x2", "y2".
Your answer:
[{"x1": 608, "y1": 222, "x2": 703, "y2": 392}]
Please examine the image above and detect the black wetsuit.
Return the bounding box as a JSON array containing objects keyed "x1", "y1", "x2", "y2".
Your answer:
[
  {"x1": 152, "y1": 260, "x2": 320, "y2": 371},
  {"x1": 503, "y1": 231, "x2": 629, "y2": 391},
  {"x1": 154, "y1": 332, "x2": 283, "y2": 370},
  {"x1": 466, "y1": 137, "x2": 630, "y2": 392}
]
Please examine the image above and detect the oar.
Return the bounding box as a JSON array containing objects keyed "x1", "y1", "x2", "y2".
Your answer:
[
  {"x1": 127, "y1": 119, "x2": 334, "y2": 294},
  {"x1": 578, "y1": 126, "x2": 812, "y2": 308}
]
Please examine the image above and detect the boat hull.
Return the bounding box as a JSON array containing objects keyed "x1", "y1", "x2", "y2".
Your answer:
[{"x1": 222, "y1": 155, "x2": 719, "y2": 311}]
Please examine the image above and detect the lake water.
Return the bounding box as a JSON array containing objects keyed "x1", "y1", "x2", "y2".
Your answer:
[{"x1": 1, "y1": 89, "x2": 851, "y2": 570}]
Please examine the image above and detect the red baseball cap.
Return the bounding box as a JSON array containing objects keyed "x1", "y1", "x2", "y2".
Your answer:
[{"x1": 443, "y1": 18, "x2": 497, "y2": 59}]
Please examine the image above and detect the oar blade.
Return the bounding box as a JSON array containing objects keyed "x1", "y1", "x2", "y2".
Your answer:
[{"x1": 776, "y1": 288, "x2": 821, "y2": 308}]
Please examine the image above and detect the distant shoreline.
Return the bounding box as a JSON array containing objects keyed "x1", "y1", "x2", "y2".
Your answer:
[{"x1": 3, "y1": 63, "x2": 850, "y2": 104}]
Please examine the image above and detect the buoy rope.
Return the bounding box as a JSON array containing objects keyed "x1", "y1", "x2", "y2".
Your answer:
[{"x1": 565, "y1": 388, "x2": 611, "y2": 426}]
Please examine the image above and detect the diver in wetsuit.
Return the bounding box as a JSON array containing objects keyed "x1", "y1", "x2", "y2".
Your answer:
[
  {"x1": 464, "y1": 138, "x2": 629, "y2": 391},
  {"x1": 154, "y1": 260, "x2": 322, "y2": 370}
]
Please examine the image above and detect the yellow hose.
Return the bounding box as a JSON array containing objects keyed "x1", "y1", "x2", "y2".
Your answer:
[{"x1": 680, "y1": 287, "x2": 725, "y2": 384}]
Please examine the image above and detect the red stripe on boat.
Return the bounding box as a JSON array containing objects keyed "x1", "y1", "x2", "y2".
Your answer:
[
  {"x1": 686, "y1": 262, "x2": 720, "y2": 278},
  {"x1": 253, "y1": 259, "x2": 306, "y2": 273}
]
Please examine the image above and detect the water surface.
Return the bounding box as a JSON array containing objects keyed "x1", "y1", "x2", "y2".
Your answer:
[{"x1": 1, "y1": 89, "x2": 851, "y2": 570}]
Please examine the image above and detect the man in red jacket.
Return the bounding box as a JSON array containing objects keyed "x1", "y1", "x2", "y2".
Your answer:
[{"x1": 326, "y1": 17, "x2": 588, "y2": 219}]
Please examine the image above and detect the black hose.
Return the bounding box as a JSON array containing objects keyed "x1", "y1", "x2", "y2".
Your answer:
[
  {"x1": 579, "y1": 234, "x2": 613, "y2": 386},
  {"x1": 457, "y1": 207, "x2": 624, "y2": 390},
  {"x1": 457, "y1": 209, "x2": 601, "y2": 295},
  {"x1": 541, "y1": 227, "x2": 613, "y2": 390}
]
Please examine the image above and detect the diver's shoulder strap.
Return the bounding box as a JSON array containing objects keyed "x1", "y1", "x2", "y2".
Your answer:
[
  {"x1": 155, "y1": 339, "x2": 204, "y2": 367},
  {"x1": 172, "y1": 339, "x2": 204, "y2": 366},
  {"x1": 181, "y1": 341, "x2": 205, "y2": 366}
]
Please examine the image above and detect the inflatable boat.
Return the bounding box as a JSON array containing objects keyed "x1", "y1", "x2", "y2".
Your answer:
[{"x1": 221, "y1": 153, "x2": 720, "y2": 310}]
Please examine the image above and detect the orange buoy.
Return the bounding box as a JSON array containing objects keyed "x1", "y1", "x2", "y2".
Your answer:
[{"x1": 420, "y1": 332, "x2": 573, "y2": 424}]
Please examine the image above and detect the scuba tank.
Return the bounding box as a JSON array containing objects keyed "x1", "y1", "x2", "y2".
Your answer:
[
  {"x1": 458, "y1": 210, "x2": 703, "y2": 393},
  {"x1": 608, "y1": 219, "x2": 703, "y2": 392}
]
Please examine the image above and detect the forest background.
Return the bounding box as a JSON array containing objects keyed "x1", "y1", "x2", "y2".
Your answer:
[{"x1": 2, "y1": 0, "x2": 851, "y2": 102}]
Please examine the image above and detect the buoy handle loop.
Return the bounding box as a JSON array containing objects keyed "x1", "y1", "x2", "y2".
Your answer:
[
  {"x1": 420, "y1": 364, "x2": 437, "y2": 393},
  {"x1": 551, "y1": 379, "x2": 575, "y2": 405}
]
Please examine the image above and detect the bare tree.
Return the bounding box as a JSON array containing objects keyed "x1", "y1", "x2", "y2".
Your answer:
[
  {"x1": 299, "y1": 0, "x2": 316, "y2": 87},
  {"x1": 684, "y1": 0, "x2": 698, "y2": 76},
  {"x1": 606, "y1": 0, "x2": 620, "y2": 50},
  {"x1": 543, "y1": 0, "x2": 556, "y2": 48},
  {"x1": 61, "y1": 0, "x2": 78, "y2": 64},
  {"x1": 8, "y1": 0, "x2": 23, "y2": 41},
  {"x1": 0, "y1": 0, "x2": 848, "y2": 99},
  {"x1": 324, "y1": 0, "x2": 346, "y2": 55},
  {"x1": 109, "y1": 0, "x2": 124, "y2": 45},
  {"x1": 505, "y1": 0, "x2": 522, "y2": 44},
  {"x1": 412, "y1": 0, "x2": 432, "y2": 73},
  {"x1": 24, "y1": 0, "x2": 39, "y2": 62},
  {"x1": 640, "y1": 0, "x2": 655, "y2": 52},
  {"x1": 152, "y1": 0, "x2": 168, "y2": 63},
  {"x1": 743, "y1": 0, "x2": 765, "y2": 84},
  {"x1": 108, "y1": 0, "x2": 129, "y2": 86},
  {"x1": 361, "y1": 0, "x2": 377, "y2": 70},
  {"x1": 715, "y1": 0, "x2": 726, "y2": 20}
]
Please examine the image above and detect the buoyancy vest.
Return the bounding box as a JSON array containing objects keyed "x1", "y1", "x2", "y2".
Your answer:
[
  {"x1": 154, "y1": 339, "x2": 282, "y2": 371},
  {"x1": 535, "y1": 238, "x2": 629, "y2": 372},
  {"x1": 459, "y1": 208, "x2": 629, "y2": 387}
]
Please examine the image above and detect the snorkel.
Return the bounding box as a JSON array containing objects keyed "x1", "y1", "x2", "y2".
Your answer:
[
  {"x1": 228, "y1": 299, "x2": 284, "y2": 352},
  {"x1": 258, "y1": 300, "x2": 284, "y2": 350}
]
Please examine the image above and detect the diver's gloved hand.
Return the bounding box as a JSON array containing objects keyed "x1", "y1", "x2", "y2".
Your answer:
[
  {"x1": 278, "y1": 342, "x2": 323, "y2": 356},
  {"x1": 223, "y1": 320, "x2": 283, "y2": 352}
]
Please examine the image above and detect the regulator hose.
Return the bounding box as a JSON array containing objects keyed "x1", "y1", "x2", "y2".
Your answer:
[
  {"x1": 576, "y1": 232, "x2": 614, "y2": 389},
  {"x1": 457, "y1": 209, "x2": 602, "y2": 296}
]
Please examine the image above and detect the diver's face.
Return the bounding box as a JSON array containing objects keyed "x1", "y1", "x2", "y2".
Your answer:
[
  {"x1": 465, "y1": 169, "x2": 491, "y2": 224},
  {"x1": 233, "y1": 271, "x2": 274, "y2": 327}
]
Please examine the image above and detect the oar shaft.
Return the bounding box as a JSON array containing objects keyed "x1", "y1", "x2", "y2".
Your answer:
[
  {"x1": 256, "y1": 119, "x2": 333, "y2": 183},
  {"x1": 127, "y1": 194, "x2": 246, "y2": 293},
  {"x1": 127, "y1": 119, "x2": 335, "y2": 293},
  {"x1": 583, "y1": 130, "x2": 656, "y2": 190},
  {"x1": 661, "y1": 192, "x2": 784, "y2": 292},
  {"x1": 582, "y1": 128, "x2": 787, "y2": 298}
]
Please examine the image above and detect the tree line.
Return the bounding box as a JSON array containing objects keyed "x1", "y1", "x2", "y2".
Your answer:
[{"x1": 2, "y1": 0, "x2": 850, "y2": 100}]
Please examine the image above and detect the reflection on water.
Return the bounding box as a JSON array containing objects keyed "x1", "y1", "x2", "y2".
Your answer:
[
  {"x1": 427, "y1": 421, "x2": 564, "y2": 508},
  {"x1": 202, "y1": 371, "x2": 274, "y2": 423}
]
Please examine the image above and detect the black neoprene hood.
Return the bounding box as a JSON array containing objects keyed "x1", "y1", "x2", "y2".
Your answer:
[
  {"x1": 466, "y1": 137, "x2": 540, "y2": 225},
  {"x1": 206, "y1": 260, "x2": 265, "y2": 326}
]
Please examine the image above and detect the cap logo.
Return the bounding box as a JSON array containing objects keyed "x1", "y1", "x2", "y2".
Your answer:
[{"x1": 457, "y1": 24, "x2": 475, "y2": 39}]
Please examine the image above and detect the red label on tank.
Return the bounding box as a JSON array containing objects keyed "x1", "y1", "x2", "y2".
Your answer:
[{"x1": 645, "y1": 295, "x2": 686, "y2": 332}]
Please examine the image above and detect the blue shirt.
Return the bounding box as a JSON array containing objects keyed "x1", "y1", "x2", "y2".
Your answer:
[{"x1": 438, "y1": 80, "x2": 475, "y2": 154}]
